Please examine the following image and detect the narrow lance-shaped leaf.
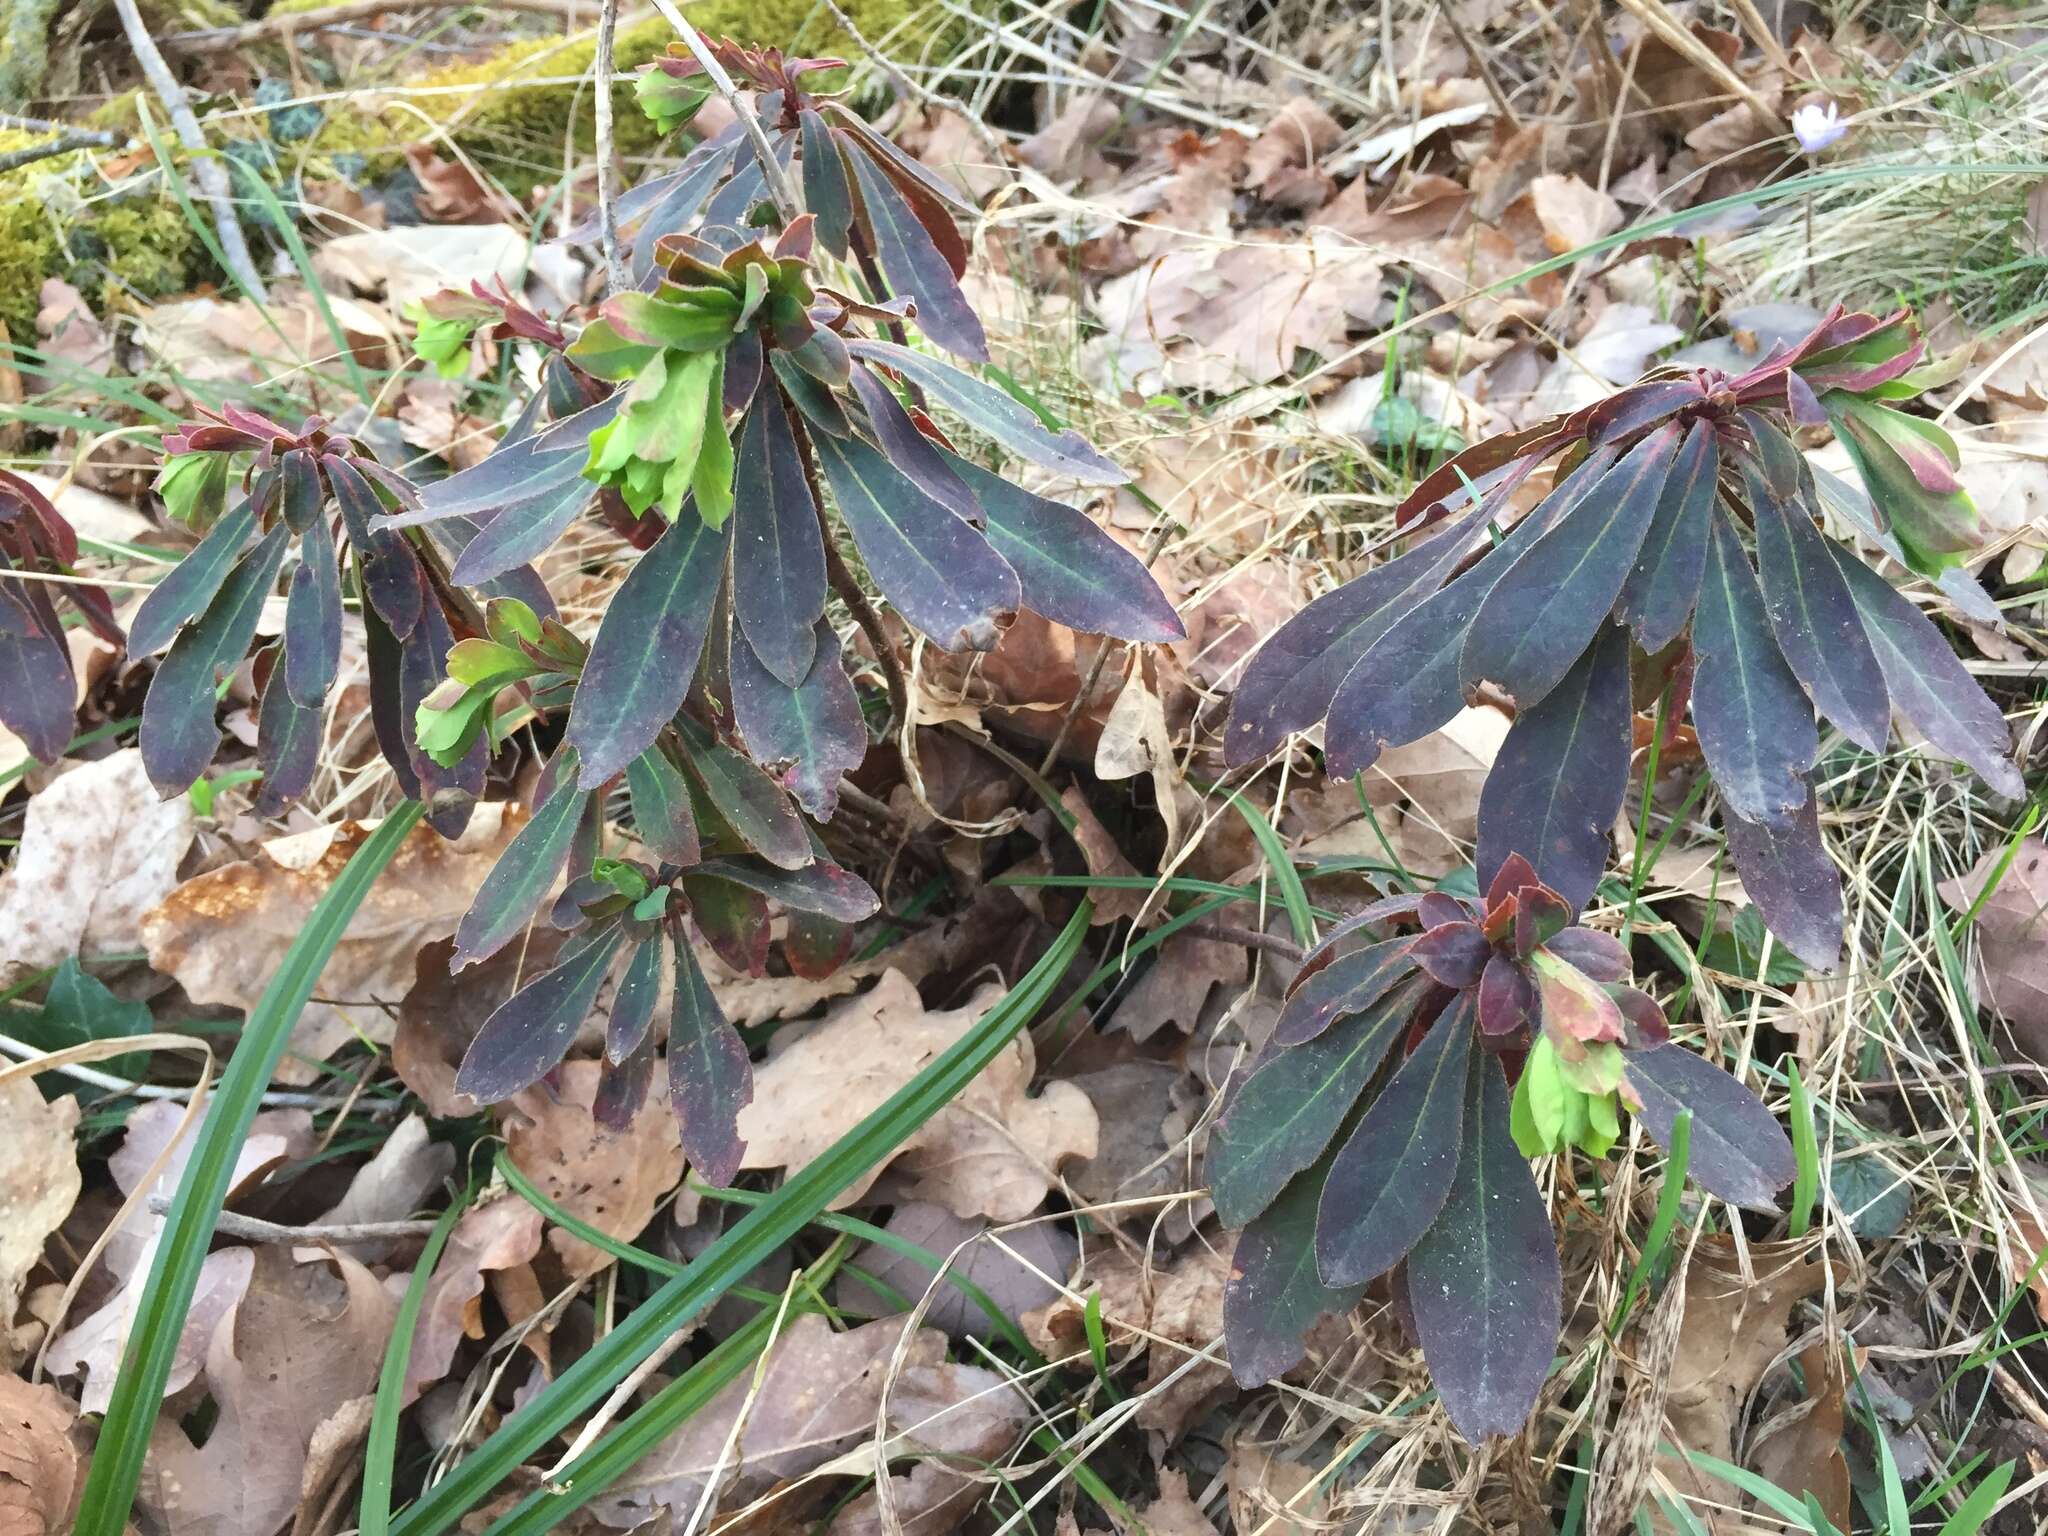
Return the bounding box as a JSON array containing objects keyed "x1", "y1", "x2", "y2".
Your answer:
[
  {"x1": 669, "y1": 938, "x2": 752, "y2": 1187},
  {"x1": 731, "y1": 389, "x2": 827, "y2": 687},
  {"x1": 1749, "y1": 464, "x2": 1891, "y2": 752},
  {"x1": 1227, "y1": 484, "x2": 1515, "y2": 766},
  {"x1": 278, "y1": 448, "x2": 323, "y2": 533},
  {"x1": 253, "y1": 652, "x2": 321, "y2": 815},
  {"x1": 453, "y1": 754, "x2": 592, "y2": 968},
  {"x1": 946, "y1": 454, "x2": 1184, "y2": 642},
  {"x1": 693, "y1": 855, "x2": 880, "y2": 923},
  {"x1": 283, "y1": 514, "x2": 342, "y2": 708},
  {"x1": 1624, "y1": 1043, "x2": 1795, "y2": 1210},
  {"x1": 1462, "y1": 423, "x2": 1680, "y2": 705},
  {"x1": 1223, "y1": 1146, "x2": 1368, "y2": 1389},
  {"x1": 1406, "y1": 1049, "x2": 1561, "y2": 1443},
  {"x1": 729, "y1": 620, "x2": 868, "y2": 822},
  {"x1": 684, "y1": 874, "x2": 770, "y2": 975},
  {"x1": 455, "y1": 926, "x2": 628, "y2": 1104},
  {"x1": 607, "y1": 935, "x2": 669, "y2": 1066},
  {"x1": 1208, "y1": 986, "x2": 1410, "y2": 1229},
  {"x1": 567, "y1": 512, "x2": 729, "y2": 788},
  {"x1": 1829, "y1": 549, "x2": 2023, "y2": 797},
  {"x1": 845, "y1": 143, "x2": 988, "y2": 362},
  {"x1": 327, "y1": 455, "x2": 423, "y2": 639},
  {"x1": 810, "y1": 427, "x2": 1020, "y2": 652},
  {"x1": 848, "y1": 365, "x2": 981, "y2": 524},
  {"x1": 1271, "y1": 937, "x2": 1418, "y2": 1048},
  {"x1": 674, "y1": 714, "x2": 812, "y2": 871},
  {"x1": 141, "y1": 524, "x2": 290, "y2": 797},
  {"x1": 1689, "y1": 512, "x2": 1818, "y2": 823},
  {"x1": 1724, "y1": 787, "x2": 1843, "y2": 973},
  {"x1": 450, "y1": 457, "x2": 595, "y2": 587},
  {"x1": 800, "y1": 109, "x2": 852, "y2": 255},
  {"x1": 1474, "y1": 621, "x2": 1632, "y2": 914},
  {"x1": 0, "y1": 575, "x2": 74, "y2": 766},
  {"x1": 627, "y1": 746, "x2": 701, "y2": 866},
  {"x1": 1316, "y1": 995, "x2": 1475, "y2": 1286},
  {"x1": 128, "y1": 495, "x2": 256, "y2": 656},
  {"x1": 1616, "y1": 416, "x2": 1718, "y2": 653},
  {"x1": 844, "y1": 340, "x2": 1127, "y2": 485}
]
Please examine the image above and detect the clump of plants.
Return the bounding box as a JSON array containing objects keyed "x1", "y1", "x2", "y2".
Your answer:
[
  {"x1": 1231, "y1": 308, "x2": 2023, "y2": 968},
  {"x1": 1210, "y1": 856, "x2": 1794, "y2": 1437},
  {"x1": 92, "y1": 36, "x2": 1181, "y2": 1181}
]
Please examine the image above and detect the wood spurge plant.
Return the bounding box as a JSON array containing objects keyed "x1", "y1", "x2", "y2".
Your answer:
[
  {"x1": 1210, "y1": 855, "x2": 1795, "y2": 1439},
  {"x1": 1230, "y1": 307, "x2": 2024, "y2": 970}
]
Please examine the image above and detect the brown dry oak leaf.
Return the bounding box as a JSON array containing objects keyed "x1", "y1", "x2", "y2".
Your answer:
[
  {"x1": 1938, "y1": 839, "x2": 2048, "y2": 1062},
  {"x1": 503, "y1": 1059, "x2": 683, "y2": 1280},
  {"x1": 141, "y1": 806, "x2": 523, "y2": 1080},
  {"x1": 139, "y1": 1246, "x2": 396, "y2": 1536},
  {"x1": 830, "y1": 1200, "x2": 1077, "y2": 1343},
  {"x1": 0, "y1": 1375, "x2": 84, "y2": 1536},
  {"x1": 0, "y1": 750, "x2": 195, "y2": 985},
  {"x1": 311, "y1": 1112, "x2": 454, "y2": 1261},
  {"x1": 823, "y1": 1359, "x2": 1034, "y2": 1535},
  {"x1": 1024, "y1": 1243, "x2": 1233, "y2": 1438},
  {"x1": 590, "y1": 1313, "x2": 948, "y2": 1526},
  {"x1": 405, "y1": 1195, "x2": 545, "y2": 1403},
  {"x1": 737, "y1": 971, "x2": 1098, "y2": 1221},
  {"x1": 0, "y1": 1083, "x2": 80, "y2": 1370}
]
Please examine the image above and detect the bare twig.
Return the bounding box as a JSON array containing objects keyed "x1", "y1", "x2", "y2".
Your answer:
[
  {"x1": 1436, "y1": 1, "x2": 1522, "y2": 133},
  {"x1": 646, "y1": 0, "x2": 804, "y2": 222},
  {"x1": 146, "y1": 1195, "x2": 438, "y2": 1245},
  {"x1": 0, "y1": 131, "x2": 122, "y2": 175},
  {"x1": 594, "y1": 0, "x2": 626, "y2": 292},
  {"x1": 110, "y1": 0, "x2": 269, "y2": 301},
  {"x1": 1180, "y1": 920, "x2": 1303, "y2": 961},
  {"x1": 159, "y1": 0, "x2": 584, "y2": 52}
]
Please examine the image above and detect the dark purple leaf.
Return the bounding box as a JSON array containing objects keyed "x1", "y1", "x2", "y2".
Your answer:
[
  {"x1": 1316, "y1": 995, "x2": 1474, "y2": 1286},
  {"x1": 253, "y1": 650, "x2": 321, "y2": 815},
  {"x1": 428, "y1": 516, "x2": 558, "y2": 621},
  {"x1": 397, "y1": 589, "x2": 483, "y2": 837},
  {"x1": 1463, "y1": 423, "x2": 1680, "y2": 706},
  {"x1": 0, "y1": 575, "x2": 74, "y2": 766},
  {"x1": 1610, "y1": 986, "x2": 1669, "y2": 1047},
  {"x1": 800, "y1": 109, "x2": 852, "y2": 254},
  {"x1": 732, "y1": 390, "x2": 828, "y2": 687},
  {"x1": 629, "y1": 136, "x2": 743, "y2": 280},
  {"x1": 1512, "y1": 884, "x2": 1572, "y2": 958},
  {"x1": 845, "y1": 142, "x2": 987, "y2": 360},
  {"x1": 1616, "y1": 416, "x2": 1718, "y2": 653},
  {"x1": 810, "y1": 427, "x2": 1019, "y2": 652},
  {"x1": 730, "y1": 621, "x2": 868, "y2": 822},
  {"x1": 1412, "y1": 922, "x2": 1491, "y2": 987},
  {"x1": 568, "y1": 513, "x2": 729, "y2": 788},
  {"x1": 1724, "y1": 787, "x2": 1842, "y2": 972},
  {"x1": 141, "y1": 524, "x2": 289, "y2": 797},
  {"x1": 1209, "y1": 987, "x2": 1409, "y2": 1229},
  {"x1": 128, "y1": 496, "x2": 256, "y2": 656},
  {"x1": 1543, "y1": 927, "x2": 1628, "y2": 982},
  {"x1": 627, "y1": 746, "x2": 701, "y2": 866},
  {"x1": 1749, "y1": 466, "x2": 1891, "y2": 751},
  {"x1": 668, "y1": 938, "x2": 752, "y2": 1186},
  {"x1": 283, "y1": 517, "x2": 342, "y2": 708},
  {"x1": 674, "y1": 714, "x2": 812, "y2": 870},
  {"x1": 279, "y1": 448, "x2": 323, "y2": 533},
  {"x1": 1272, "y1": 937, "x2": 1418, "y2": 1048},
  {"x1": 1288, "y1": 894, "x2": 1428, "y2": 988},
  {"x1": 1587, "y1": 377, "x2": 1709, "y2": 444},
  {"x1": 594, "y1": 1027, "x2": 658, "y2": 1132},
  {"x1": 1624, "y1": 1042, "x2": 1795, "y2": 1210},
  {"x1": 1476, "y1": 621, "x2": 1632, "y2": 914},
  {"x1": 849, "y1": 365, "x2": 981, "y2": 523},
  {"x1": 327, "y1": 455, "x2": 423, "y2": 639},
  {"x1": 453, "y1": 757, "x2": 591, "y2": 968},
  {"x1": 785, "y1": 911, "x2": 852, "y2": 979},
  {"x1": 606, "y1": 935, "x2": 667, "y2": 1065},
  {"x1": 1228, "y1": 491, "x2": 1504, "y2": 767},
  {"x1": 945, "y1": 455, "x2": 1183, "y2": 642},
  {"x1": 770, "y1": 353, "x2": 851, "y2": 438},
  {"x1": 449, "y1": 456, "x2": 593, "y2": 586},
  {"x1": 1831, "y1": 549, "x2": 2023, "y2": 797},
  {"x1": 1417, "y1": 892, "x2": 1470, "y2": 929},
  {"x1": 844, "y1": 341, "x2": 1125, "y2": 485},
  {"x1": 1407, "y1": 1050, "x2": 1560, "y2": 1443},
  {"x1": 695, "y1": 854, "x2": 879, "y2": 923},
  {"x1": 829, "y1": 108, "x2": 979, "y2": 214},
  {"x1": 1224, "y1": 1151, "x2": 1368, "y2": 1388},
  {"x1": 363, "y1": 602, "x2": 421, "y2": 802},
  {"x1": 1691, "y1": 513, "x2": 1817, "y2": 823},
  {"x1": 455, "y1": 926, "x2": 626, "y2": 1104},
  {"x1": 1477, "y1": 953, "x2": 1534, "y2": 1036}
]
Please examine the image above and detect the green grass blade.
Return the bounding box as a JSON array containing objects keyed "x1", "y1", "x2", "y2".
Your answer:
[
  {"x1": 1614, "y1": 1109, "x2": 1691, "y2": 1333},
  {"x1": 362, "y1": 1181, "x2": 473, "y2": 1536},
  {"x1": 1787, "y1": 1061, "x2": 1820, "y2": 1239},
  {"x1": 1932, "y1": 1460, "x2": 2014, "y2": 1536},
  {"x1": 1227, "y1": 791, "x2": 1316, "y2": 947},
  {"x1": 75, "y1": 801, "x2": 428, "y2": 1536},
  {"x1": 388, "y1": 900, "x2": 1093, "y2": 1536}
]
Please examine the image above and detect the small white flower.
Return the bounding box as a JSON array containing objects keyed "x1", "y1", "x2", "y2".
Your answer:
[{"x1": 1792, "y1": 100, "x2": 1846, "y2": 153}]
